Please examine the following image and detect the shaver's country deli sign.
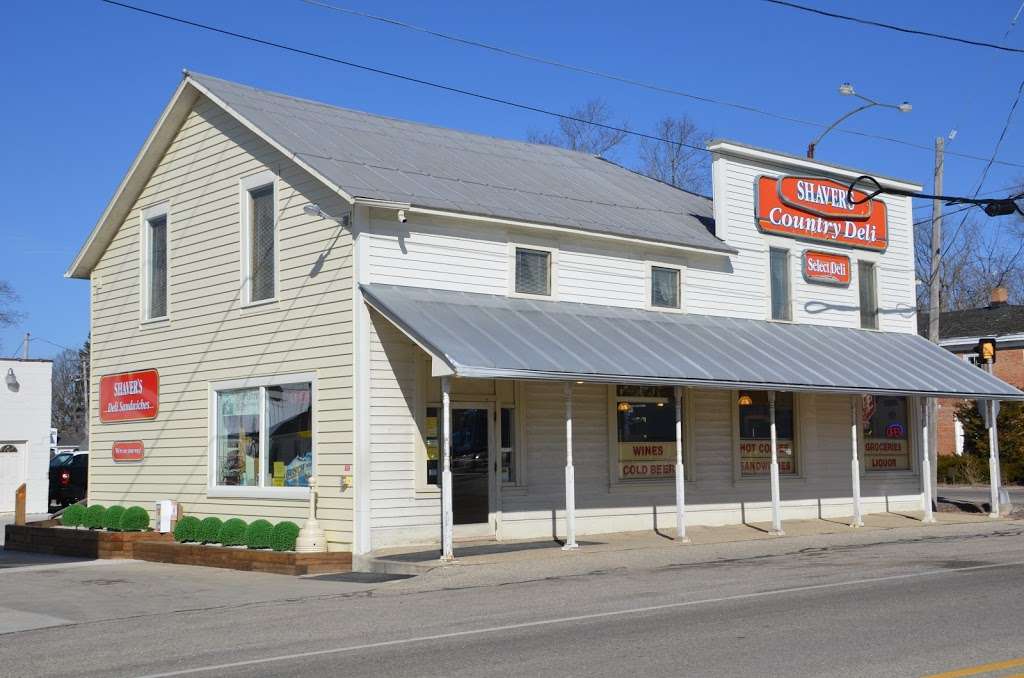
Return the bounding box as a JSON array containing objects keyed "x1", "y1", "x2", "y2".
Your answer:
[
  {"x1": 112, "y1": 440, "x2": 145, "y2": 462},
  {"x1": 802, "y1": 250, "x2": 851, "y2": 286},
  {"x1": 99, "y1": 369, "x2": 159, "y2": 423},
  {"x1": 756, "y1": 176, "x2": 888, "y2": 251}
]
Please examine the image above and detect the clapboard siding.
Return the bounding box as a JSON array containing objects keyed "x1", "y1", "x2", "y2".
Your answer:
[{"x1": 88, "y1": 95, "x2": 355, "y2": 549}]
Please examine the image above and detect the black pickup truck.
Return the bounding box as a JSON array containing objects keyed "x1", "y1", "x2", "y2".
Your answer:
[{"x1": 49, "y1": 452, "x2": 88, "y2": 508}]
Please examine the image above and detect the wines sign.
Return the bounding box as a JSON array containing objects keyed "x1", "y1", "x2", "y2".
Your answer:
[{"x1": 756, "y1": 176, "x2": 888, "y2": 251}]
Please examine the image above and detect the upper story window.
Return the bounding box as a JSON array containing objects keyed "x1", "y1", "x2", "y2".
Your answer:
[
  {"x1": 515, "y1": 247, "x2": 551, "y2": 296},
  {"x1": 859, "y1": 260, "x2": 878, "y2": 329},
  {"x1": 141, "y1": 204, "x2": 169, "y2": 321},
  {"x1": 241, "y1": 171, "x2": 277, "y2": 305},
  {"x1": 651, "y1": 266, "x2": 681, "y2": 309},
  {"x1": 769, "y1": 247, "x2": 791, "y2": 321}
]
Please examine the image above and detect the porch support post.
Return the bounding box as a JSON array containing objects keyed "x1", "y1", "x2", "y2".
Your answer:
[
  {"x1": 920, "y1": 399, "x2": 936, "y2": 524},
  {"x1": 674, "y1": 386, "x2": 690, "y2": 543},
  {"x1": 987, "y1": 399, "x2": 1001, "y2": 518},
  {"x1": 563, "y1": 382, "x2": 578, "y2": 549},
  {"x1": 849, "y1": 397, "x2": 863, "y2": 528},
  {"x1": 768, "y1": 391, "x2": 784, "y2": 535},
  {"x1": 440, "y1": 376, "x2": 455, "y2": 561}
]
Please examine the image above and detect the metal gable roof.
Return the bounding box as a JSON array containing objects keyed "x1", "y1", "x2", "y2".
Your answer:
[{"x1": 361, "y1": 283, "x2": 1024, "y2": 400}]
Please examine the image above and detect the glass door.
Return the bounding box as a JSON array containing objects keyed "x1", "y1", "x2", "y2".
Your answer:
[{"x1": 450, "y1": 407, "x2": 491, "y2": 525}]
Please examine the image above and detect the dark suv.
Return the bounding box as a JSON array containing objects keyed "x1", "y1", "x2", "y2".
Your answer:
[{"x1": 49, "y1": 452, "x2": 88, "y2": 508}]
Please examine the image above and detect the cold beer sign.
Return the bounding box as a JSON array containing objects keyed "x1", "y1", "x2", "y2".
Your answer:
[
  {"x1": 802, "y1": 250, "x2": 851, "y2": 287},
  {"x1": 756, "y1": 176, "x2": 888, "y2": 252},
  {"x1": 99, "y1": 369, "x2": 159, "y2": 423}
]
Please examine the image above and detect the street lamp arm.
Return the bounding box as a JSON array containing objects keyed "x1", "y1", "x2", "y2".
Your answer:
[{"x1": 807, "y1": 102, "x2": 876, "y2": 157}]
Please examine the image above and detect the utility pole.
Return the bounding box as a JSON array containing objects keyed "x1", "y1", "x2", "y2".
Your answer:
[
  {"x1": 927, "y1": 137, "x2": 943, "y2": 507},
  {"x1": 22, "y1": 332, "x2": 29, "y2": 359}
]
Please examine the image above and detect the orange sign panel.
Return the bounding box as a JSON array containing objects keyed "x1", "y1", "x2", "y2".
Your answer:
[
  {"x1": 802, "y1": 250, "x2": 851, "y2": 286},
  {"x1": 112, "y1": 440, "x2": 145, "y2": 462},
  {"x1": 756, "y1": 176, "x2": 888, "y2": 251},
  {"x1": 99, "y1": 369, "x2": 159, "y2": 423}
]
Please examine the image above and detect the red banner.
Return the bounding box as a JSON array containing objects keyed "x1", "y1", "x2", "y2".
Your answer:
[
  {"x1": 112, "y1": 440, "x2": 145, "y2": 462},
  {"x1": 99, "y1": 369, "x2": 159, "y2": 423},
  {"x1": 756, "y1": 176, "x2": 888, "y2": 251},
  {"x1": 802, "y1": 250, "x2": 851, "y2": 286}
]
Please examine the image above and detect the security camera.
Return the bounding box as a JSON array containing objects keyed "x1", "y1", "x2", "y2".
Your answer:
[{"x1": 397, "y1": 209, "x2": 407, "y2": 223}]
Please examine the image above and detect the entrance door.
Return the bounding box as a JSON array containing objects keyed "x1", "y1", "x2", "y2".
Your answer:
[
  {"x1": 450, "y1": 408, "x2": 491, "y2": 525},
  {"x1": 0, "y1": 442, "x2": 26, "y2": 513}
]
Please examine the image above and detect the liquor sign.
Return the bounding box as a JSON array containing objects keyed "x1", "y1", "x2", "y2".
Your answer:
[
  {"x1": 802, "y1": 250, "x2": 851, "y2": 286},
  {"x1": 99, "y1": 369, "x2": 159, "y2": 423},
  {"x1": 618, "y1": 442, "x2": 675, "y2": 480},
  {"x1": 864, "y1": 439, "x2": 910, "y2": 470},
  {"x1": 756, "y1": 176, "x2": 888, "y2": 251},
  {"x1": 112, "y1": 440, "x2": 145, "y2": 462}
]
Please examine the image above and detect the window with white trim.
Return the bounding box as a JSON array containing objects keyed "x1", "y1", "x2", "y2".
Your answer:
[
  {"x1": 736, "y1": 391, "x2": 797, "y2": 476},
  {"x1": 859, "y1": 260, "x2": 879, "y2": 329},
  {"x1": 769, "y1": 248, "x2": 791, "y2": 321},
  {"x1": 861, "y1": 394, "x2": 911, "y2": 471},
  {"x1": 514, "y1": 247, "x2": 551, "y2": 296},
  {"x1": 614, "y1": 385, "x2": 679, "y2": 481},
  {"x1": 241, "y1": 173, "x2": 277, "y2": 304},
  {"x1": 141, "y1": 205, "x2": 169, "y2": 320},
  {"x1": 651, "y1": 266, "x2": 681, "y2": 309}
]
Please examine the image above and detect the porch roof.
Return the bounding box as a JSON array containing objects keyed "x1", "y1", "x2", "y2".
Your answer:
[{"x1": 361, "y1": 284, "x2": 1024, "y2": 400}]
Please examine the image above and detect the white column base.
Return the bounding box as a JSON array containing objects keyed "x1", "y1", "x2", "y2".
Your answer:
[
  {"x1": 770, "y1": 529, "x2": 786, "y2": 537},
  {"x1": 563, "y1": 463, "x2": 578, "y2": 550}
]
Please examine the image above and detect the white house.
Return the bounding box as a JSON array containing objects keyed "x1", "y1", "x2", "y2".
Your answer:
[
  {"x1": 0, "y1": 358, "x2": 53, "y2": 515},
  {"x1": 66, "y1": 72, "x2": 1023, "y2": 556}
]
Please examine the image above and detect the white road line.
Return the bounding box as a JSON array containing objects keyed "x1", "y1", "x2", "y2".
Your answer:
[{"x1": 136, "y1": 559, "x2": 1024, "y2": 678}]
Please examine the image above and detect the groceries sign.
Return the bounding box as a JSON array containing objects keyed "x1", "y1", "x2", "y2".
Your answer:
[
  {"x1": 756, "y1": 176, "x2": 888, "y2": 251},
  {"x1": 802, "y1": 250, "x2": 851, "y2": 286},
  {"x1": 99, "y1": 369, "x2": 159, "y2": 423}
]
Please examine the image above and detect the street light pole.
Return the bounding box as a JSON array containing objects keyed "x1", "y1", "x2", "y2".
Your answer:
[{"x1": 807, "y1": 83, "x2": 912, "y2": 158}]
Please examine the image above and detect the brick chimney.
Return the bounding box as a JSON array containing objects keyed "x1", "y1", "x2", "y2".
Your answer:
[{"x1": 990, "y1": 286, "x2": 1009, "y2": 307}]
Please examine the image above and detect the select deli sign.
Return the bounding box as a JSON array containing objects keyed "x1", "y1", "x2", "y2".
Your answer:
[
  {"x1": 99, "y1": 369, "x2": 159, "y2": 423},
  {"x1": 756, "y1": 176, "x2": 888, "y2": 251},
  {"x1": 802, "y1": 250, "x2": 851, "y2": 286}
]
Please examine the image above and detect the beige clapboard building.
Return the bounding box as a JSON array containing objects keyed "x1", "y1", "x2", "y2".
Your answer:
[{"x1": 68, "y1": 73, "x2": 1022, "y2": 556}]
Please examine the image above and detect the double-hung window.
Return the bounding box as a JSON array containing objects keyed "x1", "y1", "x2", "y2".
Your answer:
[
  {"x1": 141, "y1": 204, "x2": 169, "y2": 321},
  {"x1": 241, "y1": 172, "x2": 277, "y2": 305},
  {"x1": 651, "y1": 266, "x2": 681, "y2": 309},
  {"x1": 859, "y1": 261, "x2": 879, "y2": 329},
  {"x1": 769, "y1": 247, "x2": 791, "y2": 321},
  {"x1": 514, "y1": 247, "x2": 551, "y2": 296}
]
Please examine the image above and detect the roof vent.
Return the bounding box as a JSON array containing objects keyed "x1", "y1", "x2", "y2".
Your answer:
[{"x1": 990, "y1": 286, "x2": 1009, "y2": 308}]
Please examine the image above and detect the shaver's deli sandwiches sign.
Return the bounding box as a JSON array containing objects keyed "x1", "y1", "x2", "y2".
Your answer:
[
  {"x1": 802, "y1": 250, "x2": 851, "y2": 286},
  {"x1": 756, "y1": 176, "x2": 888, "y2": 251},
  {"x1": 99, "y1": 369, "x2": 159, "y2": 423}
]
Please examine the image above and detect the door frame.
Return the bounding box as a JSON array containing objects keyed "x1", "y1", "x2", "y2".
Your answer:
[{"x1": 448, "y1": 401, "x2": 497, "y2": 539}]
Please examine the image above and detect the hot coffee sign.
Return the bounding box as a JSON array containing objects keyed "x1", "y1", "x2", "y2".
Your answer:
[
  {"x1": 802, "y1": 250, "x2": 851, "y2": 287},
  {"x1": 99, "y1": 369, "x2": 159, "y2": 423},
  {"x1": 756, "y1": 176, "x2": 888, "y2": 251}
]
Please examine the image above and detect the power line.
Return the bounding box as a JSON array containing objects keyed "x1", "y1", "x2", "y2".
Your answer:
[
  {"x1": 759, "y1": 0, "x2": 1024, "y2": 56},
  {"x1": 297, "y1": 0, "x2": 1024, "y2": 170}
]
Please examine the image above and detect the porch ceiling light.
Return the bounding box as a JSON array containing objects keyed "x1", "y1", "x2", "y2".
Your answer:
[
  {"x1": 617, "y1": 401, "x2": 632, "y2": 413},
  {"x1": 737, "y1": 393, "x2": 753, "y2": 406}
]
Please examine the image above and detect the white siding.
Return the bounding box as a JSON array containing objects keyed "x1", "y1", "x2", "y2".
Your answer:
[{"x1": 0, "y1": 360, "x2": 52, "y2": 515}]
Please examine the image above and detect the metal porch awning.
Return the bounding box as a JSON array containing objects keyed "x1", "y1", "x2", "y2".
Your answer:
[{"x1": 360, "y1": 284, "x2": 1024, "y2": 401}]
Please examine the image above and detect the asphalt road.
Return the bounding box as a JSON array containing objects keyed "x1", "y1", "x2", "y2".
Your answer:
[{"x1": 3, "y1": 522, "x2": 1024, "y2": 678}]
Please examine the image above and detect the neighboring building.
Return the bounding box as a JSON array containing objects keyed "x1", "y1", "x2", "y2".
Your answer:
[
  {"x1": 66, "y1": 73, "x2": 1021, "y2": 554},
  {"x1": 919, "y1": 287, "x2": 1024, "y2": 456},
  {"x1": 0, "y1": 358, "x2": 53, "y2": 515}
]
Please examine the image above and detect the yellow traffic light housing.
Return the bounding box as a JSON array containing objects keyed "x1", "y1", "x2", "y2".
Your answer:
[{"x1": 977, "y1": 337, "x2": 997, "y2": 364}]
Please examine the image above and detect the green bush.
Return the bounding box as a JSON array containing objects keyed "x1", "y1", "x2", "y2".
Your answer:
[
  {"x1": 82, "y1": 504, "x2": 107, "y2": 530},
  {"x1": 199, "y1": 517, "x2": 224, "y2": 544},
  {"x1": 270, "y1": 521, "x2": 300, "y2": 552},
  {"x1": 102, "y1": 505, "x2": 126, "y2": 531},
  {"x1": 173, "y1": 516, "x2": 201, "y2": 543},
  {"x1": 244, "y1": 519, "x2": 273, "y2": 549},
  {"x1": 218, "y1": 518, "x2": 248, "y2": 546},
  {"x1": 61, "y1": 503, "x2": 86, "y2": 528},
  {"x1": 937, "y1": 454, "x2": 988, "y2": 485},
  {"x1": 120, "y1": 506, "x2": 150, "y2": 532}
]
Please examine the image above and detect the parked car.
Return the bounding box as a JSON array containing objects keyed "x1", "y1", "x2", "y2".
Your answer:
[{"x1": 49, "y1": 452, "x2": 88, "y2": 508}]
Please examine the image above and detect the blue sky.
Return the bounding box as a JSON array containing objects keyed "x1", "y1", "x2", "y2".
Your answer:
[{"x1": 1, "y1": 0, "x2": 1022, "y2": 358}]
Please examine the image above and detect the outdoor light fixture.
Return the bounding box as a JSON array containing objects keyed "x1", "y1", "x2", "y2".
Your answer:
[
  {"x1": 808, "y1": 83, "x2": 912, "y2": 158},
  {"x1": 617, "y1": 402, "x2": 632, "y2": 413},
  {"x1": 897, "y1": 102, "x2": 913, "y2": 113},
  {"x1": 737, "y1": 393, "x2": 753, "y2": 406},
  {"x1": 302, "y1": 203, "x2": 351, "y2": 227},
  {"x1": 5, "y1": 368, "x2": 18, "y2": 390},
  {"x1": 838, "y1": 82, "x2": 855, "y2": 96}
]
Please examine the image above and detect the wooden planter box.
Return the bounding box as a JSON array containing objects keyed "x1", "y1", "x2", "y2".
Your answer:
[
  {"x1": 132, "y1": 541, "x2": 352, "y2": 576},
  {"x1": 4, "y1": 524, "x2": 173, "y2": 559}
]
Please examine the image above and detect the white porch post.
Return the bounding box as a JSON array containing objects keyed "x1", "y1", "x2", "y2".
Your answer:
[
  {"x1": 768, "y1": 391, "x2": 784, "y2": 535},
  {"x1": 563, "y1": 382, "x2": 578, "y2": 549},
  {"x1": 987, "y1": 399, "x2": 1001, "y2": 518},
  {"x1": 440, "y1": 376, "x2": 455, "y2": 561},
  {"x1": 674, "y1": 386, "x2": 690, "y2": 543},
  {"x1": 849, "y1": 398, "x2": 863, "y2": 528},
  {"x1": 920, "y1": 399, "x2": 936, "y2": 524}
]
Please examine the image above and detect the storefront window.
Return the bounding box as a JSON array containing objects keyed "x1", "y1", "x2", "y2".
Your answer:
[
  {"x1": 616, "y1": 385, "x2": 677, "y2": 480},
  {"x1": 265, "y1": 384, "x2": 313, "y2": 487},
  {"x1": 425, "y1": 406, "x2": 440, "y2": 486},
  {"x1": 737, "y1": 391, "x2": 796, "y2": 476},
  {"x1": 500, "y1": 407, "x2": 515, "y2": 483},
  {"x1": 862, "y1": 395, "x2": 911, "y2": 471}
]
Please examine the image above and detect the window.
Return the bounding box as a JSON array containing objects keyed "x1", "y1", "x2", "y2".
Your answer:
[
  {"x1": 651, "y1": 266, "x2": 681, "y2": 309},
  {"x1": 615, "y1": 385, "x2": 678, "y2": 480},
  {"x1": 424, "y1": 406, "x2": 440, "y2": 486},
  {"x1": 861, "y1": 395, "x2": 911, "y2": 471},
  {"x1": 859, "y1": 261, "x2": 878, "y2": 329},
  {"x1": 214, "y1": 381, "x2": 313, "y2": 490},
  {"x1": 241, "y1": 172, "x2": 277, "y2": 305},
  {"x1": 769, "y1": 248, "x2": 791, "y2": 321},
  {"x1": 737, "y1": 391, "x2": 796, "y2": 476},
  {"x1": 140, "y1": 204, "x2": 169, "y2": 321},
  {"x1": 966, "y1": 353, "x2": 982, "y2": 368},
  {"x1": 515, "y1": 247, "x2": 551, "y2": 296},
  {"x1": 500, "y1": 407, "x2": 515, "y2": 483}
]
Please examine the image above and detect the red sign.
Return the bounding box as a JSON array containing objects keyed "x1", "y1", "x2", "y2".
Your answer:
[
  {"x1": 99, "y1": 369, "x2": 159, "y2": 423},
  {"x1": 802, "y1": 250, "x2": 851, "y2": 286},
  {"x1": 756, "y1": 176, "x2": 888, "y2": 251},
  {"x1": 112, "y1": 440, "x2": 145, "y2": 462}
]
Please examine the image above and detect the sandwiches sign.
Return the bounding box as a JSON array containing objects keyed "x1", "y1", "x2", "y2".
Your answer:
[
  {"x1": 802, "y1": 250, "x2": 851, "y2": 286},
  {"x1": 756, "y1": 176, "x2": 888, "y2": 251},
  {"x1": 99, "y1": 369, "x2": 159, "y2": 423}
]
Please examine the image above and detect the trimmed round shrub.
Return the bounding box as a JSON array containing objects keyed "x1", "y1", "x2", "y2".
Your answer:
[
  {"x1": 61, "y1": 503, "x2": 86, "y2": 528},
  {"x1": 173, "y1": 516, "x2": 201, "y2": 543},
  {"x1": 245, "y1": 519, "x2": 273, "y2": 549},
  {"x1": 218, "y1": 518, "x2": 248, "y2": 547},
  {"x1": 270, "y1": 521, "x2": 300, "y2": 552},
  {"x1": 120, "y1": 506, "x2": 151, "y2": 532},
  {"x1": 102, "y1": 505, "x2": 126, "y2": 531},
  {"x1": 199, "y1": 517, "x2": 224, "y2": 544},
  {"x1": 82, "y1": 504, "x2": 107, "y2": 530}
]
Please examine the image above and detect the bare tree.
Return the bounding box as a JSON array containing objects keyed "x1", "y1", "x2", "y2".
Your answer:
[
  {"x1": 51, "y1": 339, "x2": 90, "y2": 447},
  {"x1": 0, "y1": 280, "x2": 20, "y2": 329},
  {"x1": 527, "y1": 99, "x2": 629, "y2": 158},
  {"x1": 638, "y1": 114, "x2": 712, "y2": 195}
]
